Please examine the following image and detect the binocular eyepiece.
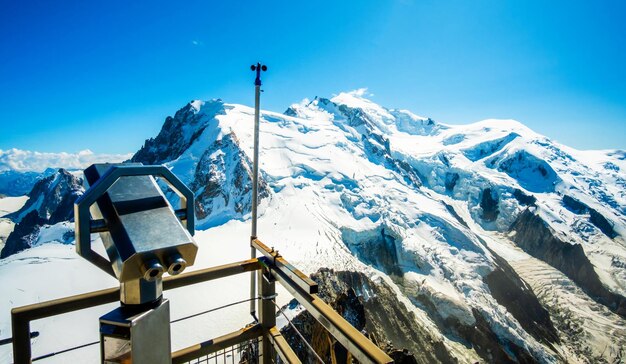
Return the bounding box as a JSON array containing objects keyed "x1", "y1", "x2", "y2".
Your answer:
[
  {"x1": 166, "y1": 254, "x2": 187, "y2": 276},
  {"x1": 142, "y1": 259, "x2": 165, "y2": 282},
  {"x1": 141, "y1": 254, "x2": 188, "y2": 282}
]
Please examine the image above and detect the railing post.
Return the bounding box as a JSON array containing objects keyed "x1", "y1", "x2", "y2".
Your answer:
[
  {"x1": 258, "y1": 266, "x2": 276, "y2": 364},
  {"x1": 11, "y1": 311, "x2": 31, "y2": 364}
]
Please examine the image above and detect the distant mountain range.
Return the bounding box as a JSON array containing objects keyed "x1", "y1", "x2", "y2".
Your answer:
[
  {"x1": 0, "y1": 148, "x2": 132, "y2": 173},
  {"x1": 0, "y1": 169, "x2": 56, "y2": 197},
  {"x1": 0, "y1": 149, "x2": 130, "y2": 196},
  {"x1": 1, "y1": 90, "x2": 625, "y2": 363}
]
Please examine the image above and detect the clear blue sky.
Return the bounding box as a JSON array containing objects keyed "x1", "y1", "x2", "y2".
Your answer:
[{"x1": 1, "y1": 0, "x2": 625, "y2": 153}]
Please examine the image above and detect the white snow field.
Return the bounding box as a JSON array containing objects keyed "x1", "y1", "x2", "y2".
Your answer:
[
  {"x1": 0, "y1": 196, "x2": 28, "y2": 251},
  {"x1": 0, "y1": 196, "x2": 28, "y2": 217}
]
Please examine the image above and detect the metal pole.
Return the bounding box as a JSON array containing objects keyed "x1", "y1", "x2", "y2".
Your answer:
[
  {"x1": 250, "y1": 62, "x2": 266, "y2": 318},
  {"x1": 251, "y1": 83, "x2": 261, "y2": 239}
]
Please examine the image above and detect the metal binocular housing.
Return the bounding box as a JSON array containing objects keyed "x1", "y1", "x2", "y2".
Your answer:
[{"x1": 75, "y1": 163, "x2": 197, "y2": 305}]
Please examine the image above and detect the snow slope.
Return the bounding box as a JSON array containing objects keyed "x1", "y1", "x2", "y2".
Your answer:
[
  {"x1": 0, "y1": 196, "x2": 28, "y2": 251},
  {"x1": 0, "y1": 196, "x2": 28, "y2": 217}
]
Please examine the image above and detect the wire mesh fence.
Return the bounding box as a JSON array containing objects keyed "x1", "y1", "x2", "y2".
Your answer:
[{"x1": 181, "y1": 337, "x2": 261, "y2": 364}]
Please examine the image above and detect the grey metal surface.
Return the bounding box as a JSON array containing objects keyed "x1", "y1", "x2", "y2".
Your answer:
[
  {"x1": 251, "y1": 82, "x2": 261, "y2": 242},
  {"x1": 132, "y1": 300, "x2": 171, "y2": 364},
  {"x1": 74, "y1": 164, "x2": 197, "y2": 283},
  {"x1": 250, "y1": 82, "x2": 262, "y2": 318},
  {"x1": 120, "y1": 279, "x2": 163, "y2": 305},
  {"x1": 100, "y1": 299, "x2": 171, "y2": 364}
]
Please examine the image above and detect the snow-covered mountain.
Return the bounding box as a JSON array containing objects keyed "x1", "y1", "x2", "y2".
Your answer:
[
  {"x1": 1, "y1": 90, "x2": 625, "y2": 363},
  {"x1": 0, "y1": 149, "x2": 130, "y2": 198},
  {"x1": 125, "y1": 91, "x2": 626, "y2": 362},
  {"x1": 0, "y1": 169, "x2": 83, "y2": 258},
  {"x1": 130, "y1": 100, "x2": 270, "y2": 226}
]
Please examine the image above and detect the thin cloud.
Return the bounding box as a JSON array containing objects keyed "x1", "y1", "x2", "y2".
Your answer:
[{"x1": 0, "y1": 148, "x2": 133, "y2": 173}]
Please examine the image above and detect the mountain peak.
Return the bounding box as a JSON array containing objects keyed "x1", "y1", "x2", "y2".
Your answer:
[
  {"x1": 186, "y1": 98, "x2": 224, "y2": 116},
  {"x1": 132, "y1": 99, "x2": 226, "y2": 165},
  {"x1": 331, "y1": 88, "x2": 387, "y2": 113}
]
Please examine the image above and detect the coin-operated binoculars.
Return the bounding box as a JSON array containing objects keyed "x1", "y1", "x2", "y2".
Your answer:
[{"x1": 75, "y1": 163, "x2": 197, "y2": 364}]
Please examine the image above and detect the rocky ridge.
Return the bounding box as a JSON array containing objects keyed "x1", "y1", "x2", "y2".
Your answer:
[{"x1": 0, "y1": 169, "x2": 83, "y2": 258}]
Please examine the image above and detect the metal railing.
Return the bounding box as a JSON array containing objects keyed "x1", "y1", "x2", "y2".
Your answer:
[{"x1": 10, "y1": 239, "x2": 393, "y2": 364}]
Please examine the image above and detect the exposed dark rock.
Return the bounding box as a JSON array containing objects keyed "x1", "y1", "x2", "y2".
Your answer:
[
  {"x1": 0, "y1": 211, "x2": 44, "y2": 258},
  {"x1": 563, "y1": 195, "x2": 619, "y2": 238},
  {"x1": 283, "y1": 268, "x2": 548, "y2": 363},
  {"x1": 337, "y1": 102, "x2": 376, "y2": 130},
  {"x1": 588, "y1": 209, "x2": 617, "y2": 238},
  {"x1": 284, "y1": 106, "x2": 298, "y2": 117},
  {"x1": 443, "y1": 202, "x2": 469, "y2": 228},
  {"x1": 513, "y1": 189, "x2": 536, "y2": 206},
  {"x1": 389, "y1": 350, "x2": 419, "y2": 364},
  {"x1": 444, "y1": 172, "x2": 459, "y2": 192},
  {"x1": 483, "y1": 251, "x2": 559, "y2": 345},
  {"x1": 562, "y1": 195, "x2": 587, "y2": 214},
  {"x1": 321, "y1": 98, "x2": 424, "y2": 189},
  {"x1": 510, "y1": 209, "x2": 626, "y2": 317},
  {"x1": 395, "y1": 158, "x2": 424, "y2": 188},
  {"x1": 480, "y1": 188, "x2": 499, "y2": 222}
]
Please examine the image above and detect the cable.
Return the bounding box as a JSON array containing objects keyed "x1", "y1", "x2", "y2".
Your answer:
[
  {"x1": 171, "y1": 297, "x2": 260, "y2": 324},
  {"x1": 32, "y1": 340, "x2": 99, "y2": 362},
  {"x1": 272, "y1": 299, "x2": 326, "y2": 364}
]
